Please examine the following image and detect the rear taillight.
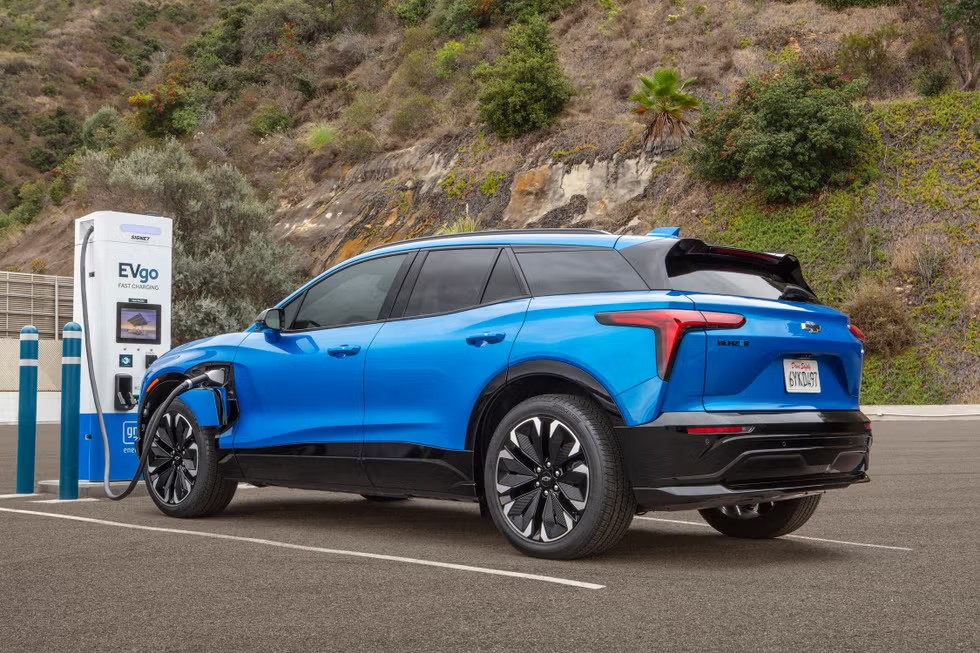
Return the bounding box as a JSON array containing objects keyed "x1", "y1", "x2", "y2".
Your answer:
[
  {"x1": 849, "y1": 324, "x2": 865, "y2": 342},
  {"x1": 595, "y1": 309, "x2": 745, "y2": 380},
  {"x1": 686, "y1": 426, "x2": 752, "y2": 435}
]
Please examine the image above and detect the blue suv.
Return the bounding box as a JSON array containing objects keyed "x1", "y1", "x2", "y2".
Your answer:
[{"x1": 138, "y1": 228, "x2": 871, "y2": 559}]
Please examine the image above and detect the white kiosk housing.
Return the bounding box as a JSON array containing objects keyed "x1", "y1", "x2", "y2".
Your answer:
[{"x1": 73, "y1": 211, "x2": 173, "y2": 481}]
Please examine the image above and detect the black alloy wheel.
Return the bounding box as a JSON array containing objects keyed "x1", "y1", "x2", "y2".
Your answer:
[
  {"x1": 494, "y1": 416, "x2": 591, "y2": 543},
  {"x1": 699, "y1": 495, "x2": 822, "y2": 539},
  {"x1": 147, "y1": 411, "x2": 199, "y2": 506},
  {"x1": 484, "y1": 394, "x2": 634, "y2": 559},
  {"x1": 143, "y1": 399, "x2": 238, "y2": 518},
  {"x1": 718, "y1": 502, "x2": 776, "y2": 520}
]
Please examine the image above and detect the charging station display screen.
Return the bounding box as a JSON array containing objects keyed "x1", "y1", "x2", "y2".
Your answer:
[{"x1": 116, "y1": 302, "x2": 162, "y2": 344}]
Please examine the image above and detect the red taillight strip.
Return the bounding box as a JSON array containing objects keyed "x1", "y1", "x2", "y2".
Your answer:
[
  {"x1": 686, "y1": 426, "x2": 752, "y2": 435},
  {"x1": 849, "y1": 324, "x2": 866, "y2": 342},
  {"x1": 595, "y1": 309, "x2": 745, "y2": 380}
]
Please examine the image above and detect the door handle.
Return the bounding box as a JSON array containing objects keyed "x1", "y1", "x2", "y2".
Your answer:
[
  {"x1": 466, "y1": 333, "x2": 505, "y2": 347},
  {"x1": 327, "y1": 344, "x2": 361, "y2": 358}
]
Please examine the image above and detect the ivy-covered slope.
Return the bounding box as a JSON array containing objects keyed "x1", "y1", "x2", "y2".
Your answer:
[{"x1": 650, "y1": 92, "x2": 979, "y2": 403}]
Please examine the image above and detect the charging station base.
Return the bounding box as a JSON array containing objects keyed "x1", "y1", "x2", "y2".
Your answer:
[{"x1": 36, "y1": 479, "x2": 148, "y2": 499}]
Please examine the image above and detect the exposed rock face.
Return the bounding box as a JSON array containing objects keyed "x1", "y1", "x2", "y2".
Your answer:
[
  {"x1": 275, "y1": 141, "x2": 659, "y2": 272},
  {"x1": 505, "y1": 153, "x2": 659, "y2": 226}
]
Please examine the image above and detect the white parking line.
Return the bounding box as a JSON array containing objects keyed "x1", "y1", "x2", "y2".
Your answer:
[
  {"x1": 634, "y1": 515, "x2": 913, "y2": 552},
  {"x1": 31, "y1": 498, "x2": 100, "y2": 504},
  {"x1": 0, "y1": 493, "x2": 39, "y2": 500},
  {"x1": 0, "y1": 507, "x2": 605, "y2": 590}
]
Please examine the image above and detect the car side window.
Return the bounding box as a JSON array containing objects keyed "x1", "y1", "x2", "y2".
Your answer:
[
  {"x1": 291, "y1": 253, "x2": 408, "y2": 330},
  {"x1": 403, "y1": 248, "x2": 497, "y2": 318},
  {"x1": 481, "y1": 250, "x2": 526, "y2": 304},
  {"x1": 514, "y1": 247, "x2": 648, "y2": 296},
  {"x1": 281, "y1": 293, "x2": 303, "y2": 329}
]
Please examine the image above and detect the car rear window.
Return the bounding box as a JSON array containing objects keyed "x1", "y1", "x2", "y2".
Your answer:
[
  {"x1": 668, "y1": 268, "x2": 802, "y2": 300},
  {"x1": 514, "y1": 248, "x2": 647, "y2": 296},
  {"x1": 665, "y1": 243, "x2": 818, "y2": 302}
]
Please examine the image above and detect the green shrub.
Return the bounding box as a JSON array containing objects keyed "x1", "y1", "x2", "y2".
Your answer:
[
  {"x1": 49, "y1": 175, "x2": 71, "y2": 205},
  {"x1": 335, "y1": 130, "x2": 379, "y2": 161},
  {"x1": 688, "y1": 61, "x2": 868, "y2": 203},
  {"x1": 341, "y1": 92, "x2": 379, "y2": 131},
  {"x1": 240, "y1": 0, "x2": 334, "y2": 58},
  {"x1": 82, "y1": 106, "x2": 122, "y2": 151},
  {"x1": 433, "y1": 0, "x2": 489, "y2": 36},
  {"x1": 250, "y1": 104, "x2": 291, "y2": 135},
  {"x1": 2, "y1": 181, "x2": 46, "y2": 227},
  {"x1": 183, "y1": 2, "x2": 255, "y2": 87},
  {"x1": 838, "y1": 23, "x2": 901, "y2": 93},
  {"x1": 29, "y1": 107, "x2": 82, "y2": 170},
  {"x1": 128, "y1": 67, "x2": 200, "y2": 137},
  {"x1": 479, "y1": 170, "x2": 506, "y2": 197},
  {"x1": 305, "y1": 122, "x2": 336, "y2": 149},
  {"x1": 477, "y1": 15, "x2": 574, "y2": 139},
  {"x1": 914, "y1": 68, "x2": 952, "y2": 97},
  {"x1": 438, "y1": 170, "x2": 469, "y2": 199},
  {"x1": 0, "y1": 11, "x2": 41, "y2": 52},
  {"x1": 390, "y1": 94, "x2": 440, "y2": 138},
  {"x1": 844, "y1": 284, "x2": 915, "y2": 356},
  {"x1": 26, "y1": 147, "x2": 58, "y2": 172},
  {"x1": 391, "y1": 0, "x2": 433, "y2": 25},
  {"x1": 76, "y1": 140, "x2": 300, "y2": 343},
  {"x1": 434, "y1": 40, "x2": 464, "y2": 78}
]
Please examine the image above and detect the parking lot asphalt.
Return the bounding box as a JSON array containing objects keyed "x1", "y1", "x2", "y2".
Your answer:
[{"x1": 1, "y1": 420, "x2": 978, "y2": 652}]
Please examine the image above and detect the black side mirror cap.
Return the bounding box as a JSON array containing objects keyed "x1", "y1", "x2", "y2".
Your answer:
[{"x1": 256, "y1": 307, "x2": 285, "y2": 331}]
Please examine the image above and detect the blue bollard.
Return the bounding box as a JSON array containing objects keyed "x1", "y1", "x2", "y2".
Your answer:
[
  {"x1": 58, "y1": 323, "x2": 82, "y2": 500},
  {"x1": 16, "y1": 325, "x2": 39, "y2": 494}
]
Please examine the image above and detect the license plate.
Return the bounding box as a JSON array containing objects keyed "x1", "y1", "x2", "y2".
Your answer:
[{"x1": 783, "y1": 359, "x2": 821, "y2": 393}]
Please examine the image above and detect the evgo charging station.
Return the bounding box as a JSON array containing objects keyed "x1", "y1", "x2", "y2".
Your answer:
[{"x1": 73, "y1": 211, "x2": 172, "y2": 482}]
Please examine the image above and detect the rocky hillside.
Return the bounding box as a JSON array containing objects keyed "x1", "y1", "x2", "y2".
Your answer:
[{"x1": 0, "y1": 0, "x2": 977, "y2": 403}]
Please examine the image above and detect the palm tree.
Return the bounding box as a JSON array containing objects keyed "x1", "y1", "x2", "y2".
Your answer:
[{"x1": 629, "y1": 69, "x2": 700, "y2": 153}]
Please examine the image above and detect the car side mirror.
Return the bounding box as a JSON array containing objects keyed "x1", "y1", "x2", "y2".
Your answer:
[{"x1": 256, "y1": 308, "x2": 285, "y2": 332}]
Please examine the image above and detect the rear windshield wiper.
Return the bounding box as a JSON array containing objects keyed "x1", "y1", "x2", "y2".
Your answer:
[{"x1": 779, "y1": 285, "x2": 819, "y2": 303}]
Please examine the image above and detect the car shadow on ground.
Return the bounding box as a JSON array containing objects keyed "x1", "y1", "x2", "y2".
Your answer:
[{"x1": 186, "y1": 492, "x2": 853, "y2": 569}]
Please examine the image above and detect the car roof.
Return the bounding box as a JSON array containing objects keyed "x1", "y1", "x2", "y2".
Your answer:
[
  {"x1": 276, "y1": 228, "x2": 681, "y2": 308},
  {"x1": 367, "y1": 228, "x2": 621, "y2": 254}
]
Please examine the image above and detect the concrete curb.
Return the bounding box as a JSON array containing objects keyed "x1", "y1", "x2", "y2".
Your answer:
[
  {"x1": 36, "y1": 479, "x2": 148, "y2": 499},
  {"x1": 862, "y1": 405, "x2": 980, "y2": 421}
]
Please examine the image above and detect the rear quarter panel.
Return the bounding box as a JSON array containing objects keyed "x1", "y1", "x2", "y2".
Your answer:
[{"x1": 509, "y1": 291, "x2": 700, "y2": 425}]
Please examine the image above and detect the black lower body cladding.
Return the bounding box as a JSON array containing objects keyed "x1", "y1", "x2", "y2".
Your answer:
[{"x1": 616, "y1": 410, "x2": 871, "y2": 511}]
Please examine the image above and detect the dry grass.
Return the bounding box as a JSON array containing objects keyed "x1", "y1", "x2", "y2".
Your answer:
[
  {"x1": 844, "y1": 283, "x2": 916, "y2": 356},
  {"x1": 960, "y1": 382, "x2": 980, "y2": 404},
  {"x1": 889, "y1": 232, "x2": 949, "y2": 286},
  {"x1": 955, "y1": 258, "x2": 980, "y2": 320}
]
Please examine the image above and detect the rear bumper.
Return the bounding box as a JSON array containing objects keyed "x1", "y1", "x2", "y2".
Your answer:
[{"x1": 616, "y1": 410, "x2": 871, "y2": 511}]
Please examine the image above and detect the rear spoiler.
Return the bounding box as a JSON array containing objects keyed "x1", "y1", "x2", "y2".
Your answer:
[{"x1": 665, "y1": 239, "x2": 815, "y2": 295}]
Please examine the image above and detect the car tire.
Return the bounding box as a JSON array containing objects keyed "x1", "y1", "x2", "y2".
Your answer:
[
  {"x1": 483, "y1": 394, "x2": 635, "y2": 559},
  {"x1": 143, "y1": 399, "x2": 237, "y2": 518},
  {"x1": 361, "y1": 494, "x2": 409, "y2": 502},
  {"x1": 698, "y1": 495, "x2": 822, "y2": 539}
]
